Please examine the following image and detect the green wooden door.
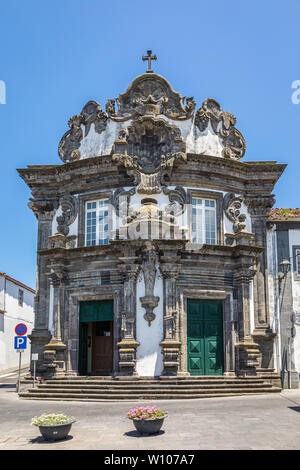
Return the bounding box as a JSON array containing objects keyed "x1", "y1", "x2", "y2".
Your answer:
[
  {"x1": 78, "y1": 322, "x2": 88, "y2": 376},
  {"x1": 187, "y1": 300, "x2": 224, "y2": 376}
]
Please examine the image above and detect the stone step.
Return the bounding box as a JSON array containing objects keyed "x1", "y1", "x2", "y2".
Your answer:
[
  {"x1": 43, "y1": 378, "x2": 267, "y2": 386},
  {"x1": 28, "y1": 386, "x2": 274, "y2": 395},
  {"x1": 19, "y1": 387, "x2": 282, "y2": 401},
  {"x1": 34, "y1": 382, "x2": 273, "y2": 391}
]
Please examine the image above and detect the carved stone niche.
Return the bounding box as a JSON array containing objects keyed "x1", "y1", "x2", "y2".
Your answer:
[
  {"x1": 106, "y1": 73, "x2": 196, "y2": 122},
  {"x1": 195, "y1": 98, "x2": 246, "y2": 160},
  {"x1": 112, "y1": 116, "x2": 186, "y2": 194},
  {"x1": 58, "y1": 100, "x2": 108, "y2": 163}
]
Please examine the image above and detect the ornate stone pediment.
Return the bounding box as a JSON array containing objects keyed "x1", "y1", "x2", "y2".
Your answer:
[
  {"x1": 112, "y1": 116, "x2": 186, "y2": 193},
  {"x1": 58, "y1": 100, "x2": 108, "y2": 162},
  {"x1": 106, "y1": 73, "x2": 196, "y2": 122},
  {"x1": 195, "y1": 98, "x2": 246, "y2": 160}
]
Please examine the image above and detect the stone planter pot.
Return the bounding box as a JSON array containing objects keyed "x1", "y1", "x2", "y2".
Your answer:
[
  {"x1": 133, "y1": 416, "x2": 167, "y2": 435},
  {"x1": 38, "y1": 420, "x2": 76, "y2": 441}
]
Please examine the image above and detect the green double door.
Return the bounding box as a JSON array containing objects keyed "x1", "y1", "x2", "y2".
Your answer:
[{"x1": 187, "y1": 300, "x2": 224, "y2": 376}]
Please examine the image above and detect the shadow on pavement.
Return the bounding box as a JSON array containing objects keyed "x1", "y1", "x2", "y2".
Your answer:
[
  {"x1": 288, "y1": 407, "x2": 300, "y2": 413},
  {"x1": 29, "y1": 435, "x2": 74, "y2": 444},
  {"x1": 0, "y1": 384, "x2": 16, "y2": 389},
  {"x1": 124, "y1": 430, "x2": 165, "y2": 438}
]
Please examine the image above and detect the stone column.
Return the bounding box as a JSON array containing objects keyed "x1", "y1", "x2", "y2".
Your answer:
[
  {"x1": 159, "y1": 264, "x2": 181, "y2": 376},
  {"x1": 43, "y1": 270, "x2": 68, "y2": 377},
  {"x1": 245, "y1": 196, "x2": 277, "y2": 370},
  {"x1": 27, "y1": 199, "x2": 57, "y2": 375},
  {"x1": 117, "y1": 264, "x2": 140, "y2": 376},
  {"x1": 234, "y1": 268, "x2": 261, "y2": 375}
]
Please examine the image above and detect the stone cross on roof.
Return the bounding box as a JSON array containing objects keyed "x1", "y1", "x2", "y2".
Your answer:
[{"x1": 142, "y1": 50, "x2": 157, "y2": 73}]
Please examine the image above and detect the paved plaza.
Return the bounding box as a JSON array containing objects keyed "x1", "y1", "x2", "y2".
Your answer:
[{"x1": 0, "y1": 385, "x2": 300, "y2": 450}]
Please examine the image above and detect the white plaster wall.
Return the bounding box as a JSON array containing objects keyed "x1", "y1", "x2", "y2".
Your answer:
[
  {"x1": 289, "y1": 229, "x2": 300, "y2": 313},
  {"x1": 77, "y1": 115, "x2": 225, "y2": 161},
  {"x1": 289, "y1": 229, "x2": 300, "y2": 372},
  {"x1": 0, "y1": 278, "x2": 34, "y2": 371},
  {"x1": 135, "y1": 268, "x2": 164, "y2": 376},
  {"x1": 266, "y1": 227, "x2": 280, "y2": 371},
  {"x1": 48, "y1": 283, "x2": 54, "y2": 333}
]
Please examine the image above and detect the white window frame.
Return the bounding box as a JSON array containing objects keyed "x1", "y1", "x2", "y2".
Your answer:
[
  {"x1": 191, "y1": 197, "x2": 217, "y2": 244},
  {"x1": 85, "y1": 199, "x2": 109, "y2": 246}
]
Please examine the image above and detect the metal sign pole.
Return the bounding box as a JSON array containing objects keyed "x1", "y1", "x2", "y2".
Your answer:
[{"x1": 17, "y1": 351, "x2": 22, "y2": 393}]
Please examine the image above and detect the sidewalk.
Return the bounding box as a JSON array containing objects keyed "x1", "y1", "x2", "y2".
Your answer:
[{"x1": 0, "y1": 387, "x2": 300, "y2": 450}]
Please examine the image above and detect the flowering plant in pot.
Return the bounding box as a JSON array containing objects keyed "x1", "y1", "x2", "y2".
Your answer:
[
  {"x1": 127, "y1": 406, "x2": 168, "y2": 435},
  {"x1": 31, "y1": 413, "x2": 76, "y2": 440}
]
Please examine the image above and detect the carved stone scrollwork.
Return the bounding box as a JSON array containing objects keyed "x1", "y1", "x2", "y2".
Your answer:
[
  {"x1": 140, "y1": 245, "x2": 159, "y2": 326},
  {"x1": 112, "y1": 116, "x2": 186, "y2": 194},
  {"x1": 224, "y1": 193, "x2": 246, "y2": 234},
  {"x1": 110, "y1": 187, "x2": 136, "y2": 220},
  {"x1": 106, "y1": 74, "x2": 196, "y2": 122},
  {"x1": 195, "y1": 98, "x2": 246, "y2": 160},
  {"x1": 224, "y1": 193, "x2": 254, "y2": 246},
  {"x1": 56, "y1": 195, "x2": 78, "y2": 236},
  {"x1": 58, "y1": 100, "x2": 108, "y2": 163},
  {"x1": 163, "y1": 186, "x2": 187, "y2": 217}
]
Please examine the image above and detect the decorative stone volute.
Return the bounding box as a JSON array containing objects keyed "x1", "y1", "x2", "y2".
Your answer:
[{"x1": 195, "y1": 98, "x2": 246, "y2": 160}]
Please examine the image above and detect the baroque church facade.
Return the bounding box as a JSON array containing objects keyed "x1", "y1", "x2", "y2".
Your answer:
[{"x1": 18, "y1": 53, "x2": 286, "y2": 384}]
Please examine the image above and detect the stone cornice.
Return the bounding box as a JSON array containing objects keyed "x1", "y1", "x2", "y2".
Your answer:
[{"x1": 18, "y1": 154, "x2": 286, "y2": 197}]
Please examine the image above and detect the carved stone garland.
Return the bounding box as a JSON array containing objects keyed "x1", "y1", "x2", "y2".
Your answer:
[{"x1": 195, "y1": 98, "x2": 246, "y2": 160}]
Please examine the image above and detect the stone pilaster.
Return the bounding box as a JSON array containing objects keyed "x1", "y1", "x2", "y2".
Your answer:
[
  {"x1": 117, "y1": 263, "x2": 140, "y2": 375},
  {"x1": 159, "y1": 263, "x2": 181, "y2": 375},
  {"x1": 43, "y1": 270, "x2": 68, "y2": 377},
  {"x1": 27, "y1": 199, "x2": 58, "y2": 375},
  {"x1": 234, "y1": 268, "x2": 261, "y2": 375},
  {"x1": 245, "y1": 196, "x2": 277, "y2": 371}
]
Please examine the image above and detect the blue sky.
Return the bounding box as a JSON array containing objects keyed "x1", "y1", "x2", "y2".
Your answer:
[{"x1": 0, "y1": 0, "x2": 299, "y2": 289}]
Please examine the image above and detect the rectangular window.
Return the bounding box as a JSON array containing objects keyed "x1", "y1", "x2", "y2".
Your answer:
[
  {"x1": 192, "y1": 198, "x2": 216, "y2": 244},
  {"x1": 18, "y1": 289, "x2": 24, "y2": 307},
  {"x1": 85, "y1": 199, "x2": 109, "y2": 246}
]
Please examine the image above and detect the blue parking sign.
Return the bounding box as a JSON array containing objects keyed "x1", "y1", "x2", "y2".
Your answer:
[{"x1": 14, "y1": 336, "x2": 27, "y2": 350}]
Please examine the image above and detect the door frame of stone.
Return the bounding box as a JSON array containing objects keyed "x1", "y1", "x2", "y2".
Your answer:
[
  {"x1": 66, "y1": 288, "x2": 122, "y2": 376},
  {"x1": 178, "y1": 288, "x2": 236, "y2": 376}
]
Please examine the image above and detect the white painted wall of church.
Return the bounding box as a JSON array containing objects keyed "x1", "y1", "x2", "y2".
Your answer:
[
  {"x1": 0, "y1": 278, "x2": 34, "y2": 371},
  {"x1": 135, "y1": 268, "x2": 164, "y2": 376},
  {"x1": 77, "y1": 115, "x2": 225, "y2": 161}
]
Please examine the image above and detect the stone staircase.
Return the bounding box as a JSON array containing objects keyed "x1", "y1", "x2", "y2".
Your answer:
[{"x1": 19, "y1": 376, "x2": 281, "y2": 401}]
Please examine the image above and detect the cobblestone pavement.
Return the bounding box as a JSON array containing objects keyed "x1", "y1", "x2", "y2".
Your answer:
[{"x1": 1, "y1": 387, "x2": 300, "y2": 450}]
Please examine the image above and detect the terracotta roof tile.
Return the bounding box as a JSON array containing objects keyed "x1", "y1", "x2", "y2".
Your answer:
[{"x1": 268, "y1": 208, "x2": 300, "y2": 221}]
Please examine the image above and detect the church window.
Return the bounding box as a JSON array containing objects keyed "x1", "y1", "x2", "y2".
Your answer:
[
  {"x1": 192, "y1": 198, "x2": 216, "y2": 244},
  {"x1": 85, "y1": 199, "x2": 109, "y2": 246}
]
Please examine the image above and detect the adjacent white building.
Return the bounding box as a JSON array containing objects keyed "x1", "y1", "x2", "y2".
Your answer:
[
  {"x1": 0, "y1": 272, "x2": 35, "y2": 372},
  {"x1": 267, "y1": 209, "x2": 300, "y2": 388}
]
